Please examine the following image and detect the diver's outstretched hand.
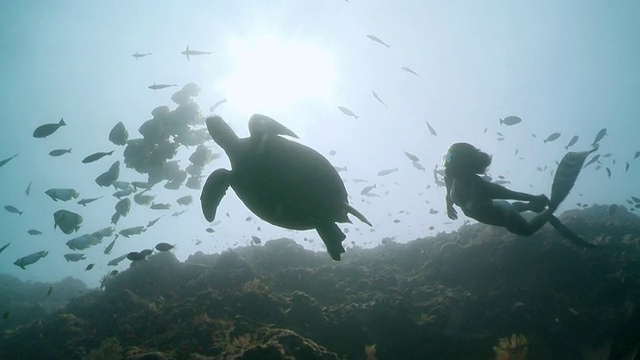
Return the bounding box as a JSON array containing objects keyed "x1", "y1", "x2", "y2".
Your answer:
[
  {"x1": 529, "y1": 194, "x2": 549, "y2": 213},
  {"x1": 447, "y1": 206, "x2": 458, "y2": 220}
]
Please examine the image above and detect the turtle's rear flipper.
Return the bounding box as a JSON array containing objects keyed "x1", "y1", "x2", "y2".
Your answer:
[
  {"x1": 317, "y1": 223, "x2": 346, "y2": 261},
  {"x1": 548, "y1": 215, "x2": 597, "y2": 248},
  {"x1": 549, "y1": 148, "x2": 598, "y2": 208},
  {"x1": 201, "y1": 169, "x2": 231, "y2": 222},
  {"x1": 346, "y1": 204, "x2": 372, "y2": 226}
]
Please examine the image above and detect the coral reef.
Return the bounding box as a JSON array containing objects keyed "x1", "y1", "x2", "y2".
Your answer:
[{"x1": 1, "y1": 205, "x2": 639, "y2": 359}]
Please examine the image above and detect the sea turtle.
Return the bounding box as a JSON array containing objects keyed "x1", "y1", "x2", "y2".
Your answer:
[{"x1": 201, "y1": 114, "x2": 372, "y2": 260}]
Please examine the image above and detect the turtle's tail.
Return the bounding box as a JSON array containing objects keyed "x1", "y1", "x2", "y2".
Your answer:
[
  {"x1": 317, "y1": 223, "x2": 346, "y2": 261},
  {"x1": 347, "y1": 204, "x2": 372, "y2": 226}
]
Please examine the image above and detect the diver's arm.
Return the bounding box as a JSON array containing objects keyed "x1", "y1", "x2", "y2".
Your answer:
[{"x1": 444, "y1": 175, "x2": 457, "y2": 220}]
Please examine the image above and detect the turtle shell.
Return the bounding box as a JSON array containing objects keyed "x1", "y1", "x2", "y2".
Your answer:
[{"x1": 228, "y1": 134, "x2": 350, "y2": 230}]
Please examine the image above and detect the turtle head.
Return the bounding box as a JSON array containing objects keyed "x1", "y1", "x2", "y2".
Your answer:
[
  {"x1": 206, "y1": 116, "x2": 239, "y2": 151},
  {"x1": 249, "y1": 114, "x2": 298, "y2": 139},
  {"x1": 248, "y1": 114, "x2": 298, "y2": 153}
]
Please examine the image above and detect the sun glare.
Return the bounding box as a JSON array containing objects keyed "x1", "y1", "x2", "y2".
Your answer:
[{"x1": 218, "y1": 35, "x2": 336, "y2": 114}]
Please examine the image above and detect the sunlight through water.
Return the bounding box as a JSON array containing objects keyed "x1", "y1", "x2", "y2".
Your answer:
[{"x1": 218, "y1": 35, "x2": 337, "y2": 115}]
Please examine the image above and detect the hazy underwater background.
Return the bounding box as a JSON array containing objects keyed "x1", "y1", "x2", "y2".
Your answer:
[{"x1": 1, "y1": 1, "x2": 640, "y2": 359}]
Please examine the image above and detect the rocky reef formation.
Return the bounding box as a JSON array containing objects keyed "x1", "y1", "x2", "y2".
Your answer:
[{"x1": 1, "y1": 204, "x2": 639, "y2": 359}]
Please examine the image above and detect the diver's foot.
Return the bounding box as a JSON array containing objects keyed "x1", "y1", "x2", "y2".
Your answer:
[{"x1": 528, "y1": 194, "x2": 549, "y2": 213}]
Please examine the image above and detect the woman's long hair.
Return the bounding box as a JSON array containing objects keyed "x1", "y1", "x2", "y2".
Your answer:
[{"x1": 443, "y1": 142, "x2": 492, "y2": 175}]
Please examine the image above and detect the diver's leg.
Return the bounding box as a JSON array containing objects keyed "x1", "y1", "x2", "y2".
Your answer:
[
  {"x1": 504, "y1": 205, "x2": 556, "y2": 236},
  {"x1": 485, "y1": 182, "x2": 549, "y2": 210},
  {"x1": 485, "y1": 181, "x2": 539, "y2": 202},
  {"x1": 512, "y1": 202, "x2": 531, "y2": 212}
]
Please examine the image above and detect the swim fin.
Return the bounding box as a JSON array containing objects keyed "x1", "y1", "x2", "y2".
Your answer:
[
  {"x1": 549, "y1": 147, "x2": 598, "y2": 208},
  {"x1": 548, "y1": 215, "x2": 597, "y2": 248}
]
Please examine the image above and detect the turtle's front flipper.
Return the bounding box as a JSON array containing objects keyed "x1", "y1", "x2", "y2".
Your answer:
[
  {"x1": 317, "y1": 223, "x2": 346, "y2": 261},
  {"x1": 346, "y1": 204, "x2": 372, "y2": 226},
  {"x1": 201, "y1": 169, "x2": 231, "y2": 222}
]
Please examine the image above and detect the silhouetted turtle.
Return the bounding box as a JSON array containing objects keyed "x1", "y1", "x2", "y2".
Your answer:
[{"x1": 201, "y1": 114, "x2": 372, "y2": 260}]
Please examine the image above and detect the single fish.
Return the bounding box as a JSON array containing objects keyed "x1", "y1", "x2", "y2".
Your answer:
[
  {"x1": 111, "y1": 197, "x2": 132, "y2": 225},
  {"x1": 112, "y1": 188, "x2": 134, "y2": 199},
  {"x1": 171, "y1": 209, "x2": 187, "y2": 217},
  {"x1": 181, "y1": 45, "x2": 212, "y2": 61},
  {"x1": 27, "y1": 229, "x2": 42, "y2": 235},
  {"x1": 66, "y1": 234, "x2": 101, "y2": 250},
  {"x1": 377, "y1": 168, "x2": 398, "y2": 176},
  {"x1": 366, "y1": 34, "x2": 390, "y2": 48},
  {"x1": 150, "y1": 202, "x2": 171, "y2": 210},
  {"x1": 0, "y1": 153, "x2": 18, "y2": 168},
  {"x1": 134, "y1": 190, "x2": 155, "y2": 206},
  {"x1": 412, "y1": 161, "x2": 426, "y2": 171},
  {"x1": 333, "y1": 165, "x2": 347, "y2": 172},
  {"x1": 543, "y1": 132, "x2": 561, "y2": 143},
  {"x1": 251, "y1": 236, "x2": 262, "y2": 245},
  {"x1": 404, "y1": 151, "x2": 420, "y2": 162},
  {"x1": 47, "y1": 287, "x2": 53, "y2": 296},
  {"x1": 92, "y1": 226, "x2": 115, "y2": 240},
  {"x1": 0, "y1": 243, "x2": 10, "y2": 254},
  {"x1": 583, "y1": 154, "x2": 600, "y2": 168},
  {"x1": 564, "y1": 135, "x2": 579, "y2": 150},
  {"x1": 176, "y1": 195, "x2": 193, "y2": 206},
  {"x1": 3, "y1": 310, "x2": 10, "y2": 319},
  {"x1": 126, "y1": 251, "x2": 147, "y2": 261},
  {"x1": 63, "y1": 253, "x2": 86, "y2": 262},
  {"x1": 109, "y1": 122, "x2": 128, "y2": 146},
  {"x1": 53, "y1": 209, "x2": 83, "y2": 234},
  {"x1": 4, "y1": 205, "x2": 23, "y2": 215},
  {"x1": 25, "y1": 181, "x2": 32, "y2": 196},
  {"x1": 107, "y1": 253, "x2": 128, "y2": 266},
  {"x1": 634, "y1": 151, "x2": 640, "y2": 159},
  {"x1": 625, "y1": 162, "x2": 630, "y2": 172},
  {"x1": 45, "y1": 188, "x2": 79, "y2": 202},
  {"x1": 85, "y1": 263, "x2": 94, "y2": 271},
  {"x1": 48, "y1": 148, "x2": 72, "y2": 157},
  {"x1": 119, "y1": 226, "x2": 146, "y2": 238},
  {"x1": 112, "y1": 181, "x2": 132, "y2": 190},
  {"x1": 148, "y1": 83, "x2": 178, "y2": 90},
  {"x1": 33, "y1": 118, "x2": 66, "y2": 138},
  {"x1": 371, "y1": 90, "x2": 388, "y2": 107},
  {"x1": 209, "y1": 98, "x2": 228, "y2": 113},
  {"x1": 13, "y1": 250, "x2": 48, "y2": 269},
  {"x1": 77, "y1": 196, "x2": 103, "y2": 206},
  {"x1": 132, "y1": 52, "x2": 152, "y2": 59},
  {"x1": 131, "y1": 181, "x2": 153, "y2": 191},
  {"x1": 361, "y1": 184, "x2": 376, "y2": 196},
  {"x1": 401, "y1": 66, "x2": 420, "y2": 77},
  {"x1": 631, "y1": 196, "x2": 640, "y2": 203},
  {"x1": 606, "y1": 167, "x2": 611, "y2": 178},
  {"x1": 499, "y1": 116, "x2": 522, "y2": 126},
  {"x1": 592, "y1": 128, "x2": 607, "y2": 145},
  {"x1": 338, "y1": 106, "x2": 359, "y2": 119},
  {"x1": 82, "y1": 150, "x2": 114, "y2": 164},
  {"x1": 155, "y1": 242, "x2": 175, "y2": 251},
  {"x1": 425, "y1": 121, "x2": 437, "y2": 136},
  {"x1": 95, "y1": 161, "x2": 120, "y2": 187},
  {"x1": 146, "y1": 216, "x2": 163, "y2": 228}
]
